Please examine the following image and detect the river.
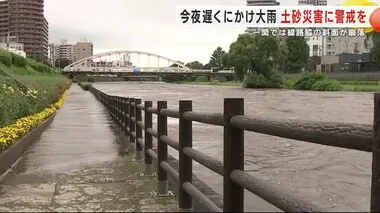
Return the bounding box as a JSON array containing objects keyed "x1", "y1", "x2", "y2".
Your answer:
[{"x1": 93, "y1": 81, "x2": 373, "y2": 212}]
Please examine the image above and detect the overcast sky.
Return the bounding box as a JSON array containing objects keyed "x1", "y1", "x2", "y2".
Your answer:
[{"x1": 45, "y1": 0, "x2": 346, "y2": 64}]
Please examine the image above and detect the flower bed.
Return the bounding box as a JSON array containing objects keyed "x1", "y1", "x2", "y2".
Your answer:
[{"x1": 0, "y1": 90, "x2": 68, "y2": 152}]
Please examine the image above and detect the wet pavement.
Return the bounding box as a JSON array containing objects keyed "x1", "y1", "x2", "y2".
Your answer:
[
  {"x1": 94, "y1": 81, "x2": 374, "y2": 212},
  {"x1": 0, "y1": 85, "x2": 178, "y2": 212}
]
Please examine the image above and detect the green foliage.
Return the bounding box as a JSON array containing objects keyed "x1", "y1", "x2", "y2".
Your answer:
[
  {"x1": 243, "y1": 69, "x2": 284, "y2": 88},
  {"x1": 162, "y1": 74, "x2": 184, "y2": 82},
  {"x1": 55, "y1": 58, "x2": 72, "y2": 69},
  {"x1": 10, "y1": 52, "x2": 27, "y2": 67},
  {"x1": 209, "y1": 46, "x2": 227, "y2": 68},
  {"x1": 0, "y1": 74, "x2": 71, "y2": 127},
  {"x1": 88, "y1": 75, "x2": 95, "y2": 83},
  {"x1": 284, "y1": 37, "x2": 309, "y2": 73},
  {"x1": 228, "y1": 34, "x2": 281, "y2": 81},
  {"x1": 371, "y1": 33, "x2": 380, "y2": 67},
  {"x1": 185, "y1": 61, "x2": 204, "y2": 69},
  {"x1": 0, "y1": 48, "x2": 12, "y2": 66},
  {"x1": 27, "y1": 58, "x2": 54, "y2": 73},
  {"x1": 292, "y1": 72, "x2": 343, "y2": 91},
  {"x1": 194, "y1": 76, "x2": 209, "y2": 82},
  {"x1": 310, "y1": 79, "x2": 343, "y2": 91},
  {"x1": 78, "y1": 82, "x2": 92, "y2": 90},
  {"x1": 293, "y1": 72, "x2": 325, "y2": 90},
  {"x1": 281, "y1": 78, "x2": 296, "y2": 89}
]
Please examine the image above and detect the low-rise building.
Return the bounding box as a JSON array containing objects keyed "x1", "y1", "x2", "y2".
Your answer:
[
  {"x1": 73, "y1": 40, "x2": 93, "y2": 62},
  {"x1": 0, "y1": 35, "x2": 26, "y2": 58}
]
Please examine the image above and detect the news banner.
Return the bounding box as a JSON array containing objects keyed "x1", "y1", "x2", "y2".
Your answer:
[{"x1": 176, "y1": 5, "x2": 380, "y2": 36}]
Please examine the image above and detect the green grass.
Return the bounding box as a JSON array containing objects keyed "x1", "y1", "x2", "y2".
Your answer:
[
  {"x1": 342, "y1": 84, "x2": 380, "y2": 92},
  {"x1": 0, "y1": 55, "x2": 71, "y2": 127},
  {"x1": 340, "y1": 80, "x2": 380, "y2": 85}
]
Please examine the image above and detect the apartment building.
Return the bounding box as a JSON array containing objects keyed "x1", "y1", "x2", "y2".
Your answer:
[
  {"x1": 0, "y1": 0, "x2": 49, "y2": 59},
  {"x1": 0, "y1": 1, "x2": 8, "y2": 37},
  {"x1": 299, "y1": 0, "x2": 328, "y2": 56},
  {"x1": 57, "y1": 39, "x2": 74, "y2": 61},
  {"x1": 73, "y1": 41, "x2": 93, "y2": 62},
  {"x1": 48, "y1": 39, "x2": 94, "y2": 67},
  {"x1": 48, "y1": 43, "x2": 58, "y2": 65},
  {"x1": 325, "y1": 35, "x2": 373, "y2": 56}
]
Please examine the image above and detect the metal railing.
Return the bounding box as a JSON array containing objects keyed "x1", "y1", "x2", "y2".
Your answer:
[{"x1": 90, "y1": 86, "x2": 380, "y2": 212}]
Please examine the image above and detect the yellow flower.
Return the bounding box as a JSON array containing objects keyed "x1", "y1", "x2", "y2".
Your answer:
[
  {"x1": 0, "y1": 90, "x2": 68, "y2": 151},
  {"x1": 342, "y1": 0, "x2": 377, "y2": 33}
]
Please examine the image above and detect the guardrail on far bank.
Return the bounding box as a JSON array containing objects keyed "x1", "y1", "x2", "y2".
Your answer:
[{"x1": 89, "y1": 86, "x2": 379, "y2": 212}]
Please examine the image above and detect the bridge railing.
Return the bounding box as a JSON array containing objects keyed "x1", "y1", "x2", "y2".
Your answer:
[{"x1": 89, "y1": 86, "x2": 379, "y2": 212}]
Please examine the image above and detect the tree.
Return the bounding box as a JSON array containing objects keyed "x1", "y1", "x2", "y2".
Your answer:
[
  {"x1": 372, "y1": 35, "x2": 380, "y2": 67},
  {"x1": 209, "y1": 46, "x2": 227, "y2": 68},
  {"x1": 203, "y1": 63, "x2": 212, "y2": 69},
  {"x1": 284, "y1": 36, "x2": 309, "y2": 73},
  {"x1": 228, "y1": 34, "x2": 281, "y2": 81},
  {"x1": 185, "y1": 61, "x2": 204, "y2": 69},
  {"x1": 169, "y1": 61, "x2": 184, "y2": 67},
  {"x1": 55, "y1": 58, "x2": 72, "y2": 69}
]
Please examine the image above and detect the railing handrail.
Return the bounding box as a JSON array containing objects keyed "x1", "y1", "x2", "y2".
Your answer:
[{"x1": 89, "y1": 86, "x2": 379, "y2": 212}]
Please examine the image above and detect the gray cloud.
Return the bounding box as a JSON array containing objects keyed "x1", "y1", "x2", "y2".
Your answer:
[{"x1": 45, "y1": 0, "x2": 348, "y2": 63}]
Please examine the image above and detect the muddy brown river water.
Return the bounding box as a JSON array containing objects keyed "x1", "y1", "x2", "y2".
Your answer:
[{"x1": 92, "y1": 81, "x2": 374, "y2": 212}]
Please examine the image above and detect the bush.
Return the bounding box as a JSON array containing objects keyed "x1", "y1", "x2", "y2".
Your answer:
[
  {"x1": 0, "y1": 48, "x2": 12, "y2": 66},
  {"x1": 292, "y1": 72, "x2": 343, "y2": 91},
  {"x1": 281, "y1": 78, "x2": 295, "y2": 89},
  {"x1": 163, "y1": 75, "x2": 184, "y2": 82},
  {"x1": 194, "y1": 76, "x2": 209, "y2": 82},
  {"x1": 293, "y1": 72, "x2": 325, "y2": 90},
  {"x1": 10, "y1": 53, "x2": 27, "y2": 67},
  {"x1": 243, "y1": 70, "x2": 284, "y2": 88},
  {"x1": 88, "y1": 75, "x2": 95, "y2": 83},
  {"x1": 310, "y1": 79, "x2": 343, "y2": 91},
  {"x1": 78, "y1": 82, "x2": 92, "y2": 90}
]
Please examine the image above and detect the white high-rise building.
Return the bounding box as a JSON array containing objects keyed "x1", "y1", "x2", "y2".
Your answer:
[
  {"x1": 48, "y1": 43, "x2": 59, "y2": 66},
  {"x1": 324, "y1": 3, "x2": 373, "y2": 56},
  {"x1": 300, "y1": 0, "x2": 328, "y2": 56}
]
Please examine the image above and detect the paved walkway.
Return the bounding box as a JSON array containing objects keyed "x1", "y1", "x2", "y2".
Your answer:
[{"x1": 0, "y1": 85, "x2": 177, "y2": 212}]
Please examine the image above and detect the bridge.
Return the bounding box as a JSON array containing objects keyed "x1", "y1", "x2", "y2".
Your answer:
[{"x1": 62, "y1": 50, "x2": 235, "y2": 81}]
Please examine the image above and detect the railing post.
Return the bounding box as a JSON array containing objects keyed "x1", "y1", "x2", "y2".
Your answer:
[
  {"x1": 111, "y1": 96, "x2": 116, "y2": 119},
  {"x1": 125, "y1": 97, "x2": 130, "y2": 137},
  {"x1": 179, "y1": 100, "x2": 193, "y2": 212},
  {"x1": 157, "y1": 101, "x2": 168, "y2": 195},
  {"x1": 223, "y1": 98, "x2": 244, "y2": 212},
  {"x1": 371, "y1": 93, "x2": 380, "y2": 212},
  {"x1": 144, "y1": 101, "x2": 153, "y2": 175},
  {"x1": 116, "y1": 97, "x2": 121, "y2": 125},
  {"x1": 118, "y1": 97, "x2": 123, "y2": 125},
  {"x1": 135, "y1": 98, "x2": 143, "y2": 161},
  {"x1": 120, "y1": 97, "x2": 125, "y2": 129},
  {"x1": 129, "y1": 98, "x2": 136, "y2": 149}
]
